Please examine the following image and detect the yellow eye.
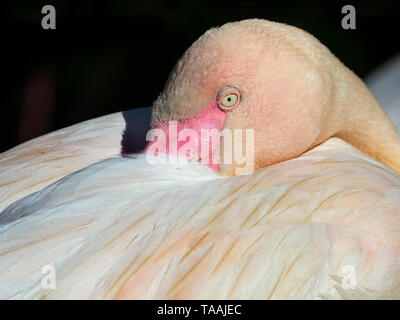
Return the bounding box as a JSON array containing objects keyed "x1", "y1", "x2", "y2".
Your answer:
[
  {"x1": 221, "y1": 93, "x2": 238, "y2": 107},
  {"x1": 216, "y1": 87, "x2": 241, "y2": 111}
]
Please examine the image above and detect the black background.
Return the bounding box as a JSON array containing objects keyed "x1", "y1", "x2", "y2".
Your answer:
[
  {"x1": 2, "y1": 0, "x2": 400, "y2": 153},
  {"x1": 0, "y1": 300, "x2": 398, "y2": 317}
]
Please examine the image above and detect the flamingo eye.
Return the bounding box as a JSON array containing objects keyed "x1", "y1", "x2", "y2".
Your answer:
[{"x1": 216, "y1": 87, "x2": 241, "y2": 111}]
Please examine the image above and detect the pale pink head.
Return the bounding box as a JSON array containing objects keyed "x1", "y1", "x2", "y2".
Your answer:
[{"x1": 147, "y1": 19, "x2": 339, "y2": 175}]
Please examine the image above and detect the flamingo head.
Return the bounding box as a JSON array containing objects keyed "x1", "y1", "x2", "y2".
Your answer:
[{"x1": 146, "y1": 19, "x2": 338, "y2": 175}]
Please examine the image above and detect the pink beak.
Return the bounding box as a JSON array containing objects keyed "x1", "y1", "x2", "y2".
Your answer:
[{"x1": 144, "y1": 100, "x2": 228, "y2": 172}]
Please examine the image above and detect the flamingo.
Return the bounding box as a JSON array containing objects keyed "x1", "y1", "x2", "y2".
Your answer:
[{"x1": 1, "y1": 19, "x2": 400, "y2": 299}]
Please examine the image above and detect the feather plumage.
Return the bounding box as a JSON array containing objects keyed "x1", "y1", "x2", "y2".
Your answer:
[{"x1": 1, "y1": 138, "x2": 399, "y2": 299}]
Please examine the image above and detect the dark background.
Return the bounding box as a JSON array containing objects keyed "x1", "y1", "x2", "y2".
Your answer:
[{"x1": 2, "y1": 0, "x2": 400, "y2": 153}]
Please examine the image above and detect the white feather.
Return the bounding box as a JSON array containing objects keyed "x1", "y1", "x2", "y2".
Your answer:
[{"x1": 1, "y1": 138, "x2": 399, "y2": 299}]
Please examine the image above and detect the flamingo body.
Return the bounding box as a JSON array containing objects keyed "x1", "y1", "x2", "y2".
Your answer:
[
  {"x1": 1, "y1": 138, "x2": 399, "y2": 299},
  {"x1": 0, "y1": 108, "x2": 151, "y2": 212}
]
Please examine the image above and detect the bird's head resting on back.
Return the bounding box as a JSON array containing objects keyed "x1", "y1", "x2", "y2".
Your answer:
[{"x1": 147, "y1": 19, "x2": 400, "y2": 176}]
